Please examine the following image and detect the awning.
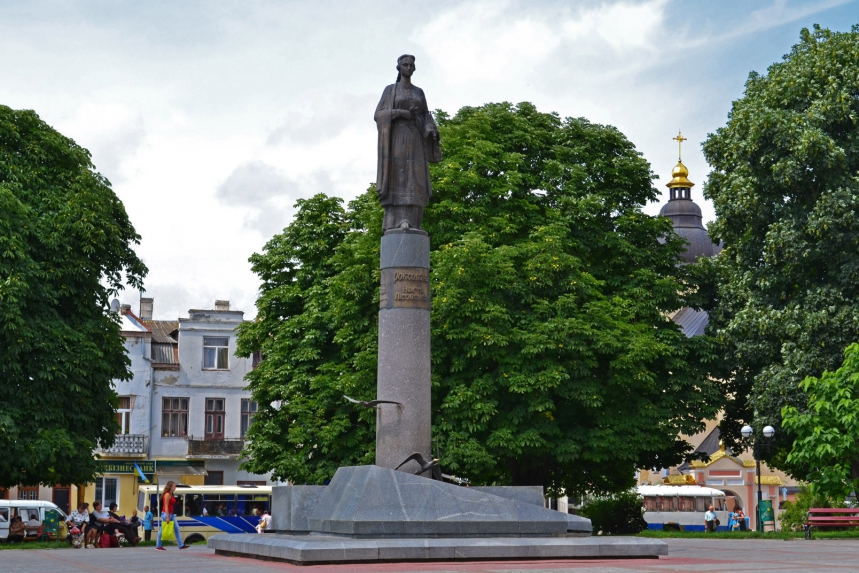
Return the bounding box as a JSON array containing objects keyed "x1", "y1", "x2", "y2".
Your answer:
[{"x1": 156, "y1": 465, "x2": 208, "y2": 476}]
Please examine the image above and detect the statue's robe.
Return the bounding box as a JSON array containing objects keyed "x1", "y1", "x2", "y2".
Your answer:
[{"x1": 375, "y1": 82, "x2": 441, "y2": 228}]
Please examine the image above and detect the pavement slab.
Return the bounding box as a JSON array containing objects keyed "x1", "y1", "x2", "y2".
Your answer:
[{"x1": 2, "y1": 538, "x2": 859, "y2": 573}]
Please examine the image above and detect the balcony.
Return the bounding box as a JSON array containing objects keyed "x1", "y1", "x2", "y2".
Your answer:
[
  {"x1": 99, "y1": 434, "x2": 147, "y2": 456},
  {"x1": 186, "y1": 437, "x2": 245, "y2": 458}
]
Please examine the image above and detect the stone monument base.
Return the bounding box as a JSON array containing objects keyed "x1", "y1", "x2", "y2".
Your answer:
[
  {"x1": 208, "y1": 466, "x2": 666, "y2": 564},
  {"x1": 209, "y1": 533, "x2": 667, "y2": 565}
]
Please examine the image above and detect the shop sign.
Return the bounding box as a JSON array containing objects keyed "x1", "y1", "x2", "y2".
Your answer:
[{"x1": 96, "y1": 460, "x2": 155, "y2": 474}]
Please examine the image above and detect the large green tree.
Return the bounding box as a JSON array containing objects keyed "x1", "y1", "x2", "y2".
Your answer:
[
  {"x1": 699, "y1": 25, "x2": 859, "y2": 468},
  {"x1": 238, "y1": 102, "x2": 720, "y2": 495},
  {"x1": 0, "y1": 106, "x2": 147, "y2": 488},
  {"x1": 783, "y1": 342, "x2": 859, "y2": 499}
]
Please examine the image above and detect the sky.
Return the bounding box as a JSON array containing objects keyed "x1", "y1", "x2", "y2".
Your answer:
[{"x1": 1, "y1": 0, "x2": 856, "y2": 319}]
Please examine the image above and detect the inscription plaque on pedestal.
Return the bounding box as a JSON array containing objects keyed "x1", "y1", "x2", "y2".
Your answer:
[{"x1": 380, "y1": 267, "x2": 430, "y2": 310}]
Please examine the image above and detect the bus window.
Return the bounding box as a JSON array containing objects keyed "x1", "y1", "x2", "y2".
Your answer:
[
  {"x1": 713, "y1": 498, "x2": 726, "y2": 511},
  {"x1": 695, "y1": 497, "x2": 708, "y2": 512},
  {"x1": 150, "y1": 493, "x2": 160, "y2": 514},
  {"x1": 237, "y1": 494, "x2": 270, "y2": 516},
  {"x1": 643, "y1": 496, "x2": 658, "y2": 512},
  {"x1": 185, "y1": 494, "x2": 204, "y2": 517},
  {"x1": 679, "y1": 497, "x2": 695, "y2": 512},
  {"x1": 138, "y1": 491, "x2": 145, "y2": 512},
  {"x1": 203, "y1": 494, "x2": 236, "y2": 517},
  {"x1": 171, "y1": 495, "x2": 184, "y2": 517},
  {"x1": 658, "y1": 497, "x2": 677, "y2": 512}
]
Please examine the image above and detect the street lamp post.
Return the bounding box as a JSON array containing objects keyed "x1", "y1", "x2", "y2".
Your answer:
[{"x1": 741, "y1": 424, "x2": 776, "y2": 532}]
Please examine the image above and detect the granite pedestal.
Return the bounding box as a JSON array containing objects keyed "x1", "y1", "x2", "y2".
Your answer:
[
  {"x1": 209, "y1": 465, "x2": 666, "y2": 564},
  {"x1": 376, "y1": 229, "x2": 432, "y2": 472}
]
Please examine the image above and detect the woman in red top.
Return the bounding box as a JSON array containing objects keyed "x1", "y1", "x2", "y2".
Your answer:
[{"x1": 155, "y1": 480, "x2": 188, "y2": 550}]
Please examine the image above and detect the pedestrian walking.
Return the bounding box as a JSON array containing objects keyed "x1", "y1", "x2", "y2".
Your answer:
[{"x1": 155, "y1": 481, "x2": 188, "y2": 550}]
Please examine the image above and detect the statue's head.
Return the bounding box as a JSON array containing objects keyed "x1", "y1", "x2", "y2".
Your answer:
[{"x1": 396, "y1": 54, "x2": 416, "y2": 82}]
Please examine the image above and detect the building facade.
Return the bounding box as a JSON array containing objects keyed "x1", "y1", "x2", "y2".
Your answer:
[{"x1": 6, "y1": 298, "x2": 272, "y2": 515}]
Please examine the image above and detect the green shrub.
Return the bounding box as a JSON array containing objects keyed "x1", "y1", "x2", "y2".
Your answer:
[
  {"x1": 579, "y1": 490, "x2": 647, "y2": 535},
  {"x1": 779, "y1": 484, "x2": 846, "y2": 532}
]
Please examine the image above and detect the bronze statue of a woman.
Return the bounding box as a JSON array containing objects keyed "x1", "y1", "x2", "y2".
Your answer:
[{"x1": 375, "y1": 54, "x2": 441, "y2": 232}]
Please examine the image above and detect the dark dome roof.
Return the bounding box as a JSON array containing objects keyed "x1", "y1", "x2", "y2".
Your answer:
[{"x1": 659, "y1": 195, "x2": 721, "y2": 264}]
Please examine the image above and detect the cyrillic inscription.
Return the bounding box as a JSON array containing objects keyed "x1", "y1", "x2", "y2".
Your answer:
[{"x1": 380, "y1": 267, "x2": 430, "y2": 310}]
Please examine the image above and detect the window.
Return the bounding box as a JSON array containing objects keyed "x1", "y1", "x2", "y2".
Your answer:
[
  {"x1": 203, "y1": 337, "x2": 229, "y2": 370},
  {"x1": 241, "y1": 399, "x2": 258, "y2": 437},
  {"x1": 695, "y1": 496, "x2": 709, "y2": 512},
  {"x1": 205, "y1": 471, "x2": 224, "y2": 486},
  {"x1": 237, "y1": 494, "x2": 270, "y2": 516},
  {"x1": 0, "y1": 507, "x2": 8, "y2": 522},
  {"x1": 203, "y1": 494, "x2": 235, "y2": 517},
  {"x1": 205, "y1": 398, "x2": 225, "y2": 440},
  {"x1": 657, "y1": 496, "x2": 677, "y2": 512},
  {"x1": 643, "y1": 497, "x2": 658, "y2": 512},
  {"x1": 94, "y1": 477, "x2": 118, "y2": 509},
  {"x1": 116, "y1": 396, "x2": 132, "y2": 434},
  {"x1": 18, "y1": 487, "x2": 38, "y2": 500},
  {"x1": 678, "y1": 497, "x2": 696, "y2": 512},
  {"x1": 237, "y1": 480, "x2": 266, "y2": 486},
  {"x1": 162, "y1": 397, "x2": 189, "y2": 437}
]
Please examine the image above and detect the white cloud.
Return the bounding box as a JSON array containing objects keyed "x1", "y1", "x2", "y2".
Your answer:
[
  {"x1": 267, "y1": 91, "x2": 378, "y2": 146},
  {"x1": 2, "y1": 0, "x2": 854, "y2": 319},
  {"x1": 61, "y1": 102, "x2": 147, "y2": 183}
]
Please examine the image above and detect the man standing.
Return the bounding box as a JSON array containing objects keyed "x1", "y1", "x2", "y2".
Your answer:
[
  {"x1": 143, "y1": 505, "x2": 153, "y2": 541},
  {"x1": 704, "y1": 505, "x2": 718, "y2": 532}
]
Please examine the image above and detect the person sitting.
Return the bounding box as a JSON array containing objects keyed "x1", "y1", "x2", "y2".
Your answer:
[
  {"x1": 25, "y1": 513, "x2": 40, "y2": 527},
  {"x1": 8, "y1": 515, "x2": 26, "y2": 543},
  {"x1": 23, "y1": 513, "x2": 41, "y2": 538},
  {"x1": 87, "y1": 501, "x2": 120, "y2": 547},
  {"x1": 256, "y1": 508, "x2": 272, "y2": 534},
  {"x1": 733, "y1": 507, "x2": 747, "y2": 531},
  {"x1": 108, "y1": 502, "x2": 140, "y2": 546},
  {"x1": 67, "y1": 502, "x2": 90, "y2": 542},
  {"x1": 704, "y1": 505, "x2": 718, "y2": 532}
]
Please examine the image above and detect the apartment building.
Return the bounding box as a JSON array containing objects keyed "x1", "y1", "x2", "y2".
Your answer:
[{"x1": 5, "y1": 298, "x2": 272, "y2": 515}]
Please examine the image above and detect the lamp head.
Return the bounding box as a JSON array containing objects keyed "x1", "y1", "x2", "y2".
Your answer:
[
  {"x1": 741, "y1": 425, "x2": 753, "y2": 439},
  {"x1": 763, "y1": 425, "x2": 775, "y2": 439}
]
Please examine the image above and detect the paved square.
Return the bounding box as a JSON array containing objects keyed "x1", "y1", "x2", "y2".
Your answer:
[{"x1": 2, "y1": 538, "x2": 859, "y2": 572}]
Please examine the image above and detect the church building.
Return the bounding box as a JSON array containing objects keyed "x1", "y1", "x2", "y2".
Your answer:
[{"x1": 637, "y1": 134, "x2": 800, "y2": 531}]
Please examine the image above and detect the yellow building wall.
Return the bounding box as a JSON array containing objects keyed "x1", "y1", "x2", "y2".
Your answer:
[
  {"x1": 181, "y1": 475, "x2": 205, "y2": 486},
  {"x1": 81, "y1": 475, "x2": 142, "y2": 516}
]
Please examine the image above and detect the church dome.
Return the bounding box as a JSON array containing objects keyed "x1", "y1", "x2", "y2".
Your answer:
[{"x1": 659, "y1": 134, "x2": 721, "y2": 264}]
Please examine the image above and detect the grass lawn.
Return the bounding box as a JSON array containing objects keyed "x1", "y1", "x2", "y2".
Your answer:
[{"x1": 638, "y1": 529, "x2": 859, "y2": 540}]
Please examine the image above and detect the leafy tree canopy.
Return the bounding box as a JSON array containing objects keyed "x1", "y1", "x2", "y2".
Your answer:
[
  {"x1": 699, "y1": 25, "x2": 859, "y2": 469},
  {"x1": 237, "y1": 102, "x2": 720, "y2": 496},
  {"x1": 783, "y1": 342, "x2": 859, "y2": 499},
  {"x1": 0, "y1": 106, "x2": 147, "y2": 487}
]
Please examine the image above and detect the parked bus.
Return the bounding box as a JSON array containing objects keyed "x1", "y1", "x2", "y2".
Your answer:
[
  {"x1": 138, "y1": 484, "x2": 272, "y2": 543},
  {"x1": 639, "y1": 484, "x2": 732, "y2": 532}
]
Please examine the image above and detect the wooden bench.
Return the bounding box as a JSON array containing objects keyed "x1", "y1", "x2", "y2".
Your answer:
[
  {"x1": 22, "y1": 525, "x2": 41, "y2": 542},
  {"x1": 804, "y1": 508, "x2": 859, "y2": 539}
]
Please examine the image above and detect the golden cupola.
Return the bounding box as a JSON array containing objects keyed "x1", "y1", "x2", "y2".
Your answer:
[{"x1": 667, "y1": 160, "x2": 694, "y2": 189}]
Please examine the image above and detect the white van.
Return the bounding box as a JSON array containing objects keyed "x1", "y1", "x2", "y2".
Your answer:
[{"x1": 0, "y1": 500, "x2": 68, "y2": 541}]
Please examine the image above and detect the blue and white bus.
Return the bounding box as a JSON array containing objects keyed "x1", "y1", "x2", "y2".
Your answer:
[
  {"x1": 639, "y1": 484, "x2": 733, "y2": 532},
  {"x1": 138, "y1": 484, "x2": 272, "y2": 543}
]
